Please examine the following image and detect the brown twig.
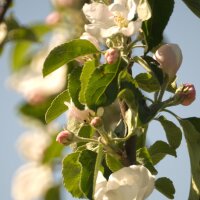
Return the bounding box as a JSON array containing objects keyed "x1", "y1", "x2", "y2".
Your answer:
[{"x1": 0, "y1": 0, "x2": 12, "y2": 23}]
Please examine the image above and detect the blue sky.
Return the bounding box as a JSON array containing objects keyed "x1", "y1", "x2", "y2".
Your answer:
[{"x1": 0, "y1": 0, "x2": 200, "y2": 199}]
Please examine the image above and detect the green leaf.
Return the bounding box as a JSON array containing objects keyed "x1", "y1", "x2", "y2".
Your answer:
[
  {"x1": 7, "y1": 27, "x2": 38, "y2": 42},
  {"x1": 44, "y1": 185, "x2": 60, "y2": 200},
  {"x1": 79, "y1": 150, "x2": 97, "y2": 199},
  {"x1": 182, "y1": 0, "x2": 200, "y2": 18},
  {"x1": 106, "y1": 154, "x2": 124, "y2": 172},
  {"x1": 85, "y1": 59, "x2": 123, "y2": 110},
  {"x1": 62, "y1": 152, "x2": 84, "y2": 198},
  {"x1": 11, "y1": 41, "x2": 32, "y2": 71},
  {"x1": 136, "y1": 147, "x2": 158, "y2": 175},
  {"x1": 19, "y1": 99, "x2": 53, "y2": 124},
  {"x1": 68, "y1": 67, "x2": 84, "y2": 109},
  {"x1": 42, "y1": 135, "x2": 64, "y2": 164},
  {"x1": 142, "y1": 0, "x2": 174, "y2": 52},
  {"x1": 135, "y1": 73, "x2": 160, "y2": 92},
  {"x1": 31, "y1": 24, "x2": 51, "y2": 37},
  {"x1": 45, "y1": 90, "x2": 70, "y2": 123},
  {"x1": 43, "y1": 39, "x2": 99, "y2": 77},
  {"x1": 79, "y1": 60, "x2": 96, "y2": 104},
  {"x1": 158, "y1": 116, "x2": 182, "y2": 149},
  {"x1": 179, "y1": 117, "x2": 200, "y2": 199},
  {"x1": 148, "y1": 140, "x2": 177, "y2": 165},
  {"x1": 155, "y1": 177, "x2": 175, "y2": 199}
]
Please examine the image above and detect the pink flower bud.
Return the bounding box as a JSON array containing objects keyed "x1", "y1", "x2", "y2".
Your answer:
[
  {"x1": 90, "y1": 117, "x2": 103, "y2": 128},
  {"x1": 154, "y1": 44, "x2": 182, "y2": 78},
  {"x1": 45, "y1": 12, "x2": 61, "y2": 26},
  {"x1": 105, "y1": 48, "x2": 119, "y2": 64},
  {"x1": 56, "y1": 130, "x2": 74, "y2": 145},
  {"x1": 176, "y1": 84, "x2": 196, "y2": 106}
]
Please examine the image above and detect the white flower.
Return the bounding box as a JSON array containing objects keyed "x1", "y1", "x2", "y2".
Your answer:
[
  {"x1": 12, "y1": 163, "x2": 54, "y2": 200},
  {"x1": 154, "y1": 43, "x2": 182, "y2": 79},
  {"x1": 95, "y1": 165, "x2": 155, "y2": 200},
  {"x1": 80, "y1": 32, "x2": 100, "y2": 49},
  {"x1": 17, "y1": 130, "x2": 51, "y2": 162},
  {"x1": 83, "y1": 0, "x2": 151, "y2": 38},
  {"x1": 0, "y1": 23, "x2": 7, "y2": 44}
]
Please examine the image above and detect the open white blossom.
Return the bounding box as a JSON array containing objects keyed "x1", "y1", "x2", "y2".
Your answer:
[
  {"x1": 0, "y1": 23, "x2": 7, "y2": 44},
  {"x1": 83, "y1": 0, "x2": 151, "y2": 39},
  {"x1": 94, "y1": 165, "x2": 155, "y2": 200},
  {"x1": 12, "y1": 163, "x2": 54, "y2": 200},
  {"x1": 17, "y1": 130, "x2": 51, "y2": 162}
]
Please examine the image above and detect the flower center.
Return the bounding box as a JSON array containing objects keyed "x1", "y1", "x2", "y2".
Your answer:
[{"x1": 114, "y1": 14, "x2": 128, "y2": 28}]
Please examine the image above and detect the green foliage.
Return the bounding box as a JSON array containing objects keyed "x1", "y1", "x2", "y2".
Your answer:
[
  {"x1": 182, "y1": 0, "x2": 200, "y2": 18},
  {"x1": 19, "y1": 99, "x2": 53, "y2": 124},
  {"x1": 135, "y1": 73, "x2": 160, "y2": 92},
  {"x1": 105, "y1": 154, "x2": 124, "y2": 172},
  {"x1": 158, "y1": 116, "x2": 182, "y2": 149},
  {"x1": 42, "y1": 135, "x2": 64, "y2": 164},
  {"x1": 142, "y1": 0, "x2": 174, "y2": 52},
  {"x1": 43, "y1": 39, "x2": 99, "y2": 77},
  {"x1": 62, "y1": 152, "x2": 84, "y2": 198},
  {"x1": 148, "y1": 140, "x2": 177, "y2": 165},
  {"x1": 68, "y1": 67, "x2": 84, "y2": 109},
  {"x1": 179, "y1": 117, "x2": 200, "y2": 199},
  {"x1": 79, "y1": 150, "x2": 97, "y2": 199},
  {"x1": 79, "y1": 60, "x2": 96, "y2": 104},
  {"x1": 45, "y1": 90, "x2": 70, "y2": 123},
  {"x1": 155, "y1": 177, "x2": 175, "y2": 199},
  {"x1": 85, "y1": 59, "x2": 122, "y2": 110},
  {"x1": 44, "y1": 185, "x2": 60, "y2": 200},
  {"x1": 136, "y1": 147, "x2": 158, "y2": 175}
]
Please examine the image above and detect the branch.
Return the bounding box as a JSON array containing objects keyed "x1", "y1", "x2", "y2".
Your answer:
[{"x1": 0, "y1": 0, "x2": 12, "y2": 23}]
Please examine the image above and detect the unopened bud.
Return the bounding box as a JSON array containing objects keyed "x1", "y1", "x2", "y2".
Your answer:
[
  {"x1": 45, "y1": 12, "x2": 61, "y2": 26},
  {"x1": 154, "y1": 44, "x2": 182, "y2": 79},
  {"x1": 90, "y1": 117, "x2": 103, "y2": 128},
  {"x1": 105, "y1": 48, "x2": 119, "y2": 64},
  {"x1": 175, "y1": 83, "x2": 196, "y2": 106},
  {"x1": 56, "y1": 130, "x2": 74, "y2": 145}
]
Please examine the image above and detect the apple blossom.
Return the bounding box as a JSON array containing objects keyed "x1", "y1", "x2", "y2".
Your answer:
[
  {"x1": 56, "y1": 130, "x2": 74, "y2": 145},
  {"x1": 12, "y1": 163, "x2": 54, "y2": 200},
  {"x1": 65, "y1": 102, "x2": 94, "y2": 123},
  {"x1": 176, "y1": 83, "x2": 196, "y2": 106},
  {"x1": 105, "y1": 48, "x2": 119, "y2": 64},
  {"x1": 154, "y1": 44, "x2": 183, "y2": 79},
  {"x1": 90, "y1": 117, "x2": 103, "y2": 128},
  {"x1": 17, "y1": 131, "x2": 51, "y2": 162},
  {"x1": 94, "y1": 165, "x2": 155, "y2": 200},
  {"x1": 82, "y1": 0, "x2": 151, "y2": 39},
  {"x1": 0, "y1": 23, "x2": 7, "y2": 44},
  {"x1": 45, "y1": 11, "x2": 61, "y2": 26}
]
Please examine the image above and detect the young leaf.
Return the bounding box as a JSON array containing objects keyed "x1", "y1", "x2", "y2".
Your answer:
[
  {"x1": 158, "y1": 116, "x2": 182, "y2": 149},
  {"x1": 79, "y1": 150, "x2": 97, "y2": 199},
  {"x1": 135, "y1": 73, "x2": 160, "y2": 92},
  {"x1": 148, "y1": 140, "x2": 177, "y2": 165},
  {"x1": 182, "y1": 0, "x2": 200, "y2": 18},
  {"x1": 68, "y1": 67, "x2": 84, "y2": 109},
  {"x1": 136, "y1": 147, "x2": 158, "y2": 175},
  {"x1": 62, "y1": 152, "x2": 84, "y2": 198},
  {"x1": 142, "y1": 0, "x2": 174, "y2": 52},
  {"x1": 106, "y1": 154, "x2": 124, "y2": 172},
  {"x1": 43, "y1": 39, "x2": 99, "y2": 77},
  {"x1": 85, "y1": 59, "x2": 122, "y2": 110},
  {"x1": 155, "y1": 177, "x2": 175, "y2": 199},
  {"x1": 79, "y1": 60, "x2": 96, "y2": 104},
  {"x1": 42, "y1": 135, "x2": 64, "y2": 164},
  {"x1": 45, "y1": 90, "x2": 70, "y2": 123},
  {"x1": 179, "y1": 117, "x2": 200, "y2": 199}
]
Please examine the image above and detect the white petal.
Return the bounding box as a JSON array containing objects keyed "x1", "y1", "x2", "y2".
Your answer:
[
  {"x1": 137, "y1": 0, "x2": 152, "y2": 21},
  {"x1": 101, "y1": 26, "x2": 120, "y2": 38},
  {"x1": 121, "y1": 21, "x2": 141, "y2": 36},
  {"x1": 83, "y1": 3, "x2": 112, "y2": 23}
]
